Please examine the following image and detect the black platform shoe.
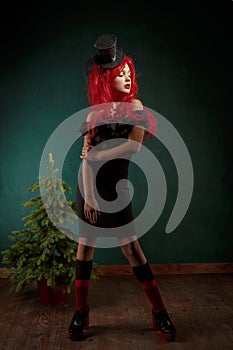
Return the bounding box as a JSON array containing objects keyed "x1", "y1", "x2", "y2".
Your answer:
[
  {"x1": 67, "y1": 308, "x2": 89, "y2": 341},
  {"x1": 152, "y1": 308, "x2": 176, "y2": 342}
]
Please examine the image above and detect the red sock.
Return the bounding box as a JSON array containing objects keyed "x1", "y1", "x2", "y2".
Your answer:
[
  {"x1": 140, "y1": 279, "x2": 165, "y2": 312},
  {"x1": 132, "y1": 262, "x2": 165, "y2": 312},
  {"x1": 75, "y1": 260, "x2": 92, "y2": 310},
  {"x1": 75, "y1": 280, "x2": 90, "y2": 310}
]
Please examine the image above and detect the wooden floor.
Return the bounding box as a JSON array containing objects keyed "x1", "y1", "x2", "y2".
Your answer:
[{"x1": 0, "y1": 274, "x2": 232, "y2": 350}]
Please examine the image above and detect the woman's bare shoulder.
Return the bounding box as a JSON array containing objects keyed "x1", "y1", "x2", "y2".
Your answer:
[
  {"x1": 86, "y1": 110, "x2": 97, "y2": 122},
  {"x1": 131, "y1": 98, "x2": 143, "y2": 110}
]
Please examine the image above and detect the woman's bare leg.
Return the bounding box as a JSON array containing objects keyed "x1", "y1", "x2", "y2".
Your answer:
[
  {"x1": 76, "y1": 244, "x2": 95, "y2": 261},
  {"x1": 118, "y1": 235, "x2": 176, "y2": 340},
  {"x1": 119, "y1": 237, "x2": 165, "y2": 312},
  {"x1": 119, "y1": 238, "x2": 147, "y2": 267}
]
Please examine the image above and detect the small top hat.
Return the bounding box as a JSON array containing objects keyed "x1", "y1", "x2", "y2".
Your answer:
[
  {"x1": 84, "y1": 34, "x2": 125, "y2": 76},
  {"x1": 94, "y1": 34, "x2": 125, "y2": 68}
]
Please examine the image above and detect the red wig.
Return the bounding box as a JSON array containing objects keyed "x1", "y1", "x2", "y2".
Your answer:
[
  {"x1": 84, "y1": 55, "x2": 157, "y2": 141},
  {"x1": 87, "y1": 56, "x2": 139, "y2": 105}
]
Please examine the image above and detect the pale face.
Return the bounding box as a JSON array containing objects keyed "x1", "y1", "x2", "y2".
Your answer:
[{"x1": 113, "y1": 63, "x2": 131, "y2": 94}]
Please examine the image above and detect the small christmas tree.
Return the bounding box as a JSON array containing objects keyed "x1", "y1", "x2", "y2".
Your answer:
[{"x1": 1, "y1": 153, "x2": 99, "y2": 296}]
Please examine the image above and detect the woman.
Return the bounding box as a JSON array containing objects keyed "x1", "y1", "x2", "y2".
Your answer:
[{"x1": 68, "y1": 34, "x2": 176, "y2": 342}]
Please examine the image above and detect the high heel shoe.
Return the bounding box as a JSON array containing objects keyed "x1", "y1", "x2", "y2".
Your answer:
[
  {"x1": 67, "y1": 308, "x2": 89, "y2": 340},
  {"x1": 152, "y1": 308, "x2": 176, "y2": 342}
]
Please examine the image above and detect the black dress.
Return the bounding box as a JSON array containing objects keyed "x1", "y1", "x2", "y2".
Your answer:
[{"x1": 76, "y1": 116, "x2": 147, "y2": 238}]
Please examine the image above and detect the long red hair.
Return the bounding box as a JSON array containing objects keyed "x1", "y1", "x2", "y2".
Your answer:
[
  {"x1": 84, "y1": 55, "x2": 157, "y2": 140},
  {"x1": 87, "y1": 56, "x2": 139, "y2": 105}
]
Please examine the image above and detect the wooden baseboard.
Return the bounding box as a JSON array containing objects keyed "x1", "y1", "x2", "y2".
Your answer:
[
  {"x1": 0, "y1": 268, "x2": 8, "y2": 278},
  {"x1": 1, "y1": 263, "x2": 233, "y2": 279},
  {"x1": 97, "y1": 262, "x2": 233, "y2": 276}
]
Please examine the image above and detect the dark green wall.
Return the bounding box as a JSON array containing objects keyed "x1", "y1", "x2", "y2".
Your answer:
[{"x1": 0, "y1": 4, "x2": 232, "y2": 265}]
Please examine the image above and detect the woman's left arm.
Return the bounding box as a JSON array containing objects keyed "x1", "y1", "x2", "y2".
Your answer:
[{"x1": 80, "y1": 126, "x2": 144, "y2": 161}]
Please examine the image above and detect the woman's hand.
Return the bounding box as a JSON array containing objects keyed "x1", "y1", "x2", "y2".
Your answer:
[
  {"x1": 80, "y1": 145, "x2": 99, "y2": 161},
  {"x1": 84, "y1": 197, "x2": 100, "y2": 224},
  {"x1": 80, "y1": 145, "x2": 91, "y2": 159}
]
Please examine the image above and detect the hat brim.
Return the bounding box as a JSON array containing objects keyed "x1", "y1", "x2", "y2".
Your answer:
[
  {"x1": 94, "y1": 48, "x2": 125, "y2": 68},
  {"x1": 84, "y1": 49, "x2": 125, "y2": 77}
]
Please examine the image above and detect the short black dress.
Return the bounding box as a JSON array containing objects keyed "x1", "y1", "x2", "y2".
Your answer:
[{"x1": 76, "y1": 116, "x2": 147, "y2": 238}]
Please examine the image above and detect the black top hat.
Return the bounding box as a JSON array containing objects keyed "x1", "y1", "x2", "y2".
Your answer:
[
  {"x1": 84, "y1": 34, "x2": 125, "y2": 76},
  {"x1": 94, "y1": 34, "x2": 124, "y2": 68}
]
